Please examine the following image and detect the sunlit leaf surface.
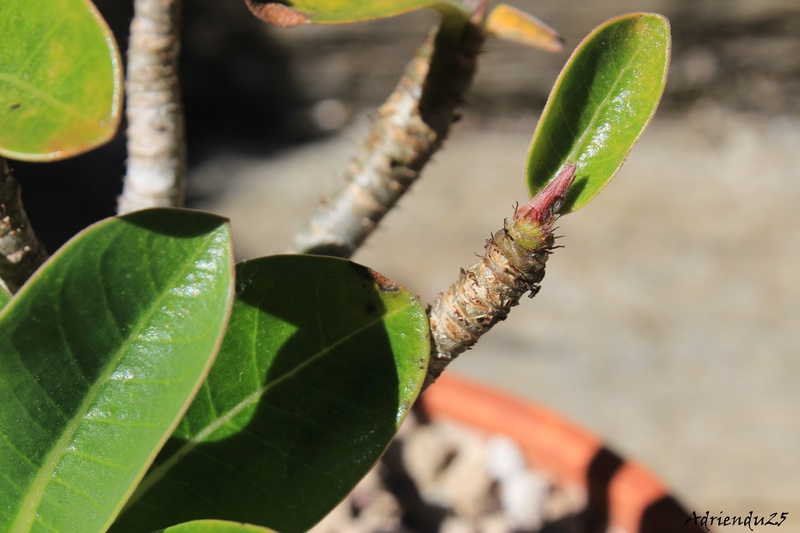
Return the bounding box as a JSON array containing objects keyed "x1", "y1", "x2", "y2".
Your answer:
[
  {"x1": 245, "y1": 0, "x2": 471, "y2": 25},
  {"x1": 526, "y1": 13, "x2": 670, "y2": 212},
  {"x1": 0, "y1": 209, "x2": 234, "y2": 532},
  {"x1": 0, "y1": 0, "x2": 122, "y2": 161}
]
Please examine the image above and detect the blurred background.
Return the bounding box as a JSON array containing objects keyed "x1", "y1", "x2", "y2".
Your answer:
[{"x1": 13, "y1": 0, "x2": 800, "y2": 528}]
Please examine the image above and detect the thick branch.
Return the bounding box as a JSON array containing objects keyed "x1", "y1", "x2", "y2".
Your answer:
[
  {"x1": 291, "y1": 16, "x2": 484, "y2": 257},
  {"x1": 118, "y1": 0, "x2": 186, "y2": 214},
  {"x1": 423, "y1": 165, "x2": 575, "y2": 390},
  {"x1": 0, "y1": 158, "x2": 48, "y2": 293}
]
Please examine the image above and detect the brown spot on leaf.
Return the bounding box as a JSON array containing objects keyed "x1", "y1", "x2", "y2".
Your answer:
[
  {"x1": 245, "y1": 1, "x2": 309, "y2": 27},
  {"x1": 349, "y1": 262, "x2": 400, "y2": 293},
  {"x1": 9, "y1": 103, "x2": 21, "y2": 111}
]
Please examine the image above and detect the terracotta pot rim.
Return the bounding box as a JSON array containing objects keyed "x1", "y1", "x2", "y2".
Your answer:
[{"x1": 419, "y1": 373, "x2": 702, "y2": 533}]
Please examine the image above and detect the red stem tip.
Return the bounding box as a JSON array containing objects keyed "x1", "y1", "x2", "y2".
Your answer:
[{"x1": 516, "y1": 164, "x2": 576, "y2": 226}]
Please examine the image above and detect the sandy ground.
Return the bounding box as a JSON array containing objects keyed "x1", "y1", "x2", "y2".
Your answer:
[{"x1": 192, "y1": 104, "x2": 800, "y2": 529}]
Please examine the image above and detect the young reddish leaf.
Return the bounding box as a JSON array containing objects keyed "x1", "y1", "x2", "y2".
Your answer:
[{"x1": 515, "y1": 164, "x2": 575, "y2": 227}]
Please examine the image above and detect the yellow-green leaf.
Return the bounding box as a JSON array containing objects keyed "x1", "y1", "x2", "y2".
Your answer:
[
  {"x1": 0, "y1": 0, "x2": 122, "y2": 161},
  {"x1": 162, "y1": 520, "x2": 279, "y2": 533},
  {"x1": 245, "y1": 0, "x2": 473, "y2": 26}
]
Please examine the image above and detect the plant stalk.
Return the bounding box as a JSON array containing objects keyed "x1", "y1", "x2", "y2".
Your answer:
[
  {"x1": 118, "y1": 0, "x2": 186, "y2": 214},
  {"x1": 0, "y1": 158, "x2": 48, "y2": 294},
  {"x1": 423, "y1": 165, "x2": 575, "y2": 390},
  {"x1": 291, "y1": 14, "x2": 484, "y2": 257}
]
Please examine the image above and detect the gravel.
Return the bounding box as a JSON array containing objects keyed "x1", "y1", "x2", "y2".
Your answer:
[{"x1": 309, "y1": 413, "x2": 586, "y2": 533}]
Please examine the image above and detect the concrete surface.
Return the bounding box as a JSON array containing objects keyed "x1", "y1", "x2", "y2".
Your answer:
[{"x1": 193, "y1": 106, "x2": 800, "y2": 530}]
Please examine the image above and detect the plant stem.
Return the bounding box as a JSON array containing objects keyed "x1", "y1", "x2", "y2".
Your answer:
[
  {"x1": 291, "y1": 13, "x2": 484, "y2": 257},
  {"x1": 0, "y1": 158, "x2": 48, "y2": 294},
  {"x1": 118, "y1": 0, "x2": 186, "y2": 214},
  {"x1": 423, "y1": 165, "x2": 575, "y2": 390}
]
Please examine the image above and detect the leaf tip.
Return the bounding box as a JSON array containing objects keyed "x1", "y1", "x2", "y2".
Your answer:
[{"x1": 484, "y1": 4, "x2": 564, "y2": 52}]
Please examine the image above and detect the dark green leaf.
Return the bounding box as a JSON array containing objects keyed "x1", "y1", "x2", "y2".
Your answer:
[
  {"x1": 245, "y1": 0, "x2": 472, "y2": 26},
  {"x1": 0, "y1": 0, "x2": 122, "y2": 161},
  {"x1": 161, "y1": 520, "x2": 278, "y2": 533},
  {"x1": 0, "y1": 286, "x2": 9, "y2": 309},
  {"x1": 526, "y1": 13, "x2": 670, "y2": 212},
  {"x1": 0, "y1": 209, "x2": 234, "y2": 532},
  {"x1": 113, "y1": 255, "x2": 429, "y2": 533}
]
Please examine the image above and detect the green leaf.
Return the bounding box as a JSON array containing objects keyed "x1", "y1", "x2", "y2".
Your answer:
[
  {"x1": 161, "y1": 520, "x2": 278, "y2": 533},
  {"x1": 0, "y1": 209, "x2": 234, "y2": 533},
  {"x1": 245, "y1": 0, "x2": 472, "y2": 26},
  {"x1": 0, "y1": 286, "x2": 9, "y2": 309},
  {"x1": 112, "y1": 255, "x2": 430, "y2": 533},
  {"x1": 525, "y1": 13, "x2": 670, "y2": 212},
  {"x1": 0, "y1": 0, "x2": 122, "y2": 161}
]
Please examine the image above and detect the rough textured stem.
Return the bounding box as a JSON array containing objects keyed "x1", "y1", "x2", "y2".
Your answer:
[
  {"x1": 0, "y1": 158, "x2": 48, "y2": 294},
  {"x1": 291, "y1": 15, "x2": 484, "y2": 257},
  {"x1": 424, "y1": 165, "x2": 576, "y2": 389},
  {"x1": 118, "y1": 0, "x2": 186, "y2": 214},
  {"x1": 426, "y1": 225, "x2": 553, "y2": 388}
]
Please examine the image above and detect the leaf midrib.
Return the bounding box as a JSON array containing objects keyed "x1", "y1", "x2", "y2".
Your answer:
[{"x1": 565, "y1": 37, "x2": 647, "y2": 168}]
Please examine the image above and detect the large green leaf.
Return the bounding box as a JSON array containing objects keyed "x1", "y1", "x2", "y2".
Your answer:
[
  {"x1": 0, "y1": 0, "x2": 122, "y2": 161},
  {"x1": 112, "y1": 255, "x2": 429, "y2": 533},
  {"x1": 526, "y1": 13, "x2": 670, "y2": 212},
  {"x1": 0, "y1": 209, "x2": 234, "y2": 533},
  {"x1": 162, "y1": 520, "x2": 278, "y2": 533},
  {"x1": 245, "y1": 0, "x2": 472, "y2": 26}
]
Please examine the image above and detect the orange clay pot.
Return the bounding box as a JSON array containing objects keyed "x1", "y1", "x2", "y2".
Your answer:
[{"x1": 419, "y1": 373, "x2": 706, "y2": 533}]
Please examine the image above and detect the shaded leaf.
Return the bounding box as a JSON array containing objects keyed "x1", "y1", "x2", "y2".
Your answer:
[
  {"x1": 245, "y1": 0, "x2": 473, "y2": 26},
  {"x1": 161, "y1": 520, "x2": 278, "y2": 533},
  {"x1": 526, "y1": 13, "x2": 670, "y2": 212},
  {"x1": 113, "y1": 255, "x2": 429, "y2": 533},
  {"x1": 0, "y1": 0, "x2": 122, "y2": 161},
  {"x1": 484, "y1": 4, "x2": 563, "y2": 52},
  {"x1": 0, "y1": 209, "x2": 234, "y2": 532},
  {"x1": 0, "y1": 287, "x2": 9, "y2": 309}
]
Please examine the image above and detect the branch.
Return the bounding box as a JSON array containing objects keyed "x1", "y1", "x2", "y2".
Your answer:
[
  {"x1": 423, "y1": 165, "x2": 575, "y2": 390},
  {"x1": 118, "y1": 0, "x2": 186, "y2": 214},
  {"x1": 0, "y1": 158, "x2": 48, "y2": 294},
  {"x1": 291, "y1": 14, "x2": 484, "y2": 257}
]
